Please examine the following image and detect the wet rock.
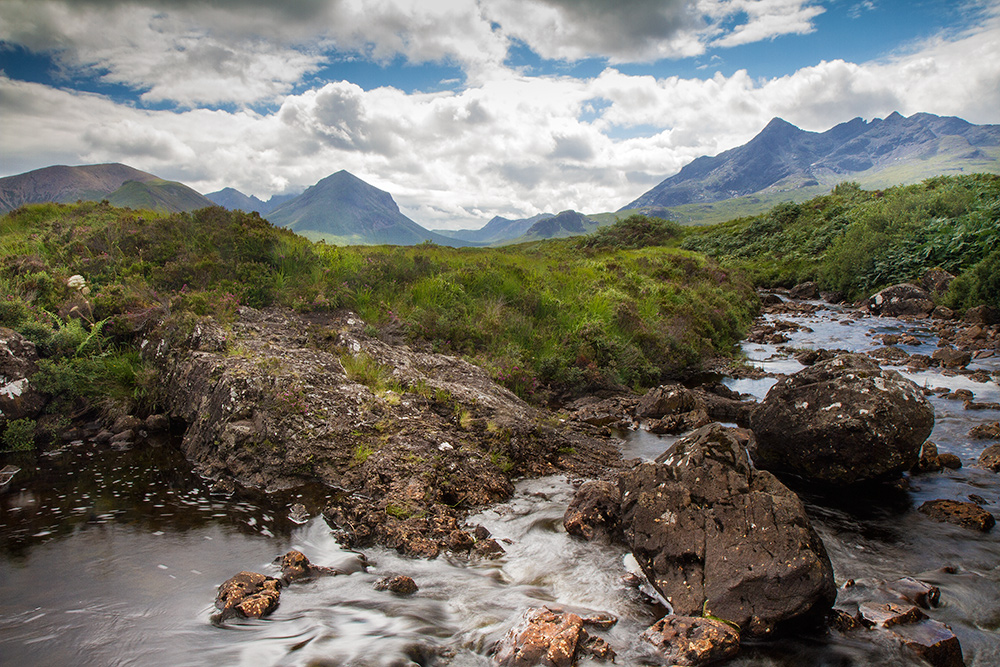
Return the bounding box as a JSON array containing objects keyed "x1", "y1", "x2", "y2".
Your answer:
[
  {"x1": 474, "y1": 537, "x2": 506, "y2": 558},
  {"x1": 919, "y1": 500, "x2": 995, "y2": 532},
  {"x1": 639, "y1": 616, "x2": 740, "y2": 667},
  {"x1": 979, "y1": 444, "x2": 1000, "y2": 472},
  {"x1": 965, "y1": 401, "x2": 1000, "y2": 411},
  {"x1": 144, "y1": 414, "x2": 170, "y2": 432},
  {"x1": 646, "y1": 409, "x2": 711, "y2": 435},
  {"x1": 110, "y1": 429, "x2": 134, "y2": 444},
  {"x1": 0, "y1": 327, "x2": 46, "y2": 422},
  {"x1": 889, "y1": 620, "x2": 965, "y2": 667},
  {"x1": 870, "y1": 345, "x2": 910, "y2": 363},
  {"x1": 906, "y1": 353, "x2": 933, "y2": 370},
  {"x1": 827, "y1": 608, "x2": 863, "y2": 632},
  {"x1": 690, "y1": 389, "x2": 754, "y2": 427},
  {"x1": 789, "y1": 281, "x2": 820, "y2": 300},
  {"x1": 822, "y1": 290, "x2": 845, "y2": 305},
  {"x1": 111, "y1": 415, "x2": 143, "y2": 433},
  {"x1": 619, "y1": 424, "x2": 836, "y2": 637},
  {"x1": 931, "y1": 306, "x2": 955, "y2": 320},
  {"x1": 867, "y1": 284, "x2": 935, "y2": 318},
  {"x1": 214, "y1": 571, "x2": 282, "y2": 620},
  {"x1": 492, "y1": 608, "x2": 587, "y2": 667},
  {"x1": 931, "y1": 347, "x2": 971, "y2": 369},
  {"x1": 921, "y1": 269, "x2": 955, "y2": 295},
  {"x1": 93, "y1": 429, "x2": 114, "y2": 444},
  {"x1": 374, "y1": 575, "x2": 418, "y2": 596},
  {"x1": 758, "y1": 293, "x2": 783, "y2": 306},
  {"x1": 287, "y1": 503, "x2": 310, "y2": 524},
  {"x1": 563, "y1": 480, "x2": 621, "y2": 542},
  {"x1": 276, "y1": 550, "x2": 339, "y2": 584},
  {"x1": 636, "y1": 384, "x2": 697, "y2": 419},
  {"x1": 912, "y1": 441, "x2": 943, "y2": 473},
  {"x1": 750, "y1": 354, "x2": 935, "y2": 486},
  {"x1": 969, "y1": 422, "x2": 1000, "y2": 440},
  {"x1": 884, "y1": 577, "x2": 940, "y2": 609},
  {"x1": 938, "y1": 453, "x2": 962, "y2": 469},
  {"x1": 857, "y1": 601, "x2": 927, "y2": 628},
  {"x1": 962, "y1": 305, "x2": 1000, "y2": 325},
  {"x1": 569, "y1": 396, "x2": 637, "y2": 428}
]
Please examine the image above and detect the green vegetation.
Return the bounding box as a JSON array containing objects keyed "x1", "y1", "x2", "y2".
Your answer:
[
  {"x1": 2, "y1": 418, "x2": 36, "y2": 452},
  {"x1": 1, "y1": 202, "x2": 756, "y2": 421},
  {"x1": 681, "y1": 174, "x2": 1000, "y2": 308}
]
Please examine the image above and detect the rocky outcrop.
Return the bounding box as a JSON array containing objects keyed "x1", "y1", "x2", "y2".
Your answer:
[
  {"x1": 145, "y1": 307, "x2": 621, "y2": 556},
  {"x1": 618, "y1": 424, "x2": 836, "y2": 637},
  {"x1": 0, "y1": 327, "x2": 46, "y2": 422},
  {"x1": 867, "y1": 284, "x2": 934, "y2": 318},
  {"x1": 639, "y1": 616, "x2": 740, "y2": 666},
  {"x1": 492, "y1": 607, "x2": 615, "y2": 666},
  {"x1": 750, "y1": 354, "x2": 934, "y2": 486}
]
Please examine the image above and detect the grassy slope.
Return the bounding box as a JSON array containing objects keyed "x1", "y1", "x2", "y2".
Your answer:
[{"x1": 1, "y1": 203, "x2": 757, "y2": 426}]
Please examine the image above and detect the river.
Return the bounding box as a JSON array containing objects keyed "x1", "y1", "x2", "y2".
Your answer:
[{"x1": 2, "y1": 301, "x2": 998, "y2": 666}]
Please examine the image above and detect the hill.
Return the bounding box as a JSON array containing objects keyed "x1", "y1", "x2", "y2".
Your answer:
[
  {"x1": 518, "y1": 210, "x2": 600, "y2": 241},
  {"x1": 266, "y1": 170, "x2": 473, "y2": 246},
  {"x1": 0, "y1": 163, "x2": 160, "y2": 214},
  {"x1": 434, "y1": 213, "x2": 555, "y2": 244},
  {"x1": 205, "y1": 187, "x2": 296, "y2": 214},
  {"x1": 105, "y1": 179, "x2": 215, "y2": 213},
  {"x1": 624, "y1": 112, "x2": 1000, "y2": 222}
]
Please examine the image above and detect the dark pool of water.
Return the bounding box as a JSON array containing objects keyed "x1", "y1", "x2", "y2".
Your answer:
[{"x1": 2, "y1": 305, "x2": 998, "y2": 666}]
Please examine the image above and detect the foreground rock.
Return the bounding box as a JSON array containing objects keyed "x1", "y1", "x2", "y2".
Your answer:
[
  {"x1": 750, "y1": 354, "x2": 934, "y2": 486},
  {"x1": 563, "y1": 480, "x2": 621, "y2": 542},
  {"x1": 146, "y1": 307, "x2": 621, "y2": 556},
  {"x1": 214, "y1": 571, "x2": 282, "y2": 621},
  {"x1": 492, "y1": 607, "x2": 615, "y2": 666},
  {"x1": 640, "y1": 616, "x2": 740, "y2": 666},
  {"x1": 618, "y1": 424, "x2": 836, "y2": 637}
]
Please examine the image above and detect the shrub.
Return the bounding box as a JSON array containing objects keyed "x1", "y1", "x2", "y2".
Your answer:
[
  {"x1": 579, "y1": 215, "x2": 681, "y2": 249},
  {"x1": 2, "y1": 418, "x2": 36, "y2": 452}
]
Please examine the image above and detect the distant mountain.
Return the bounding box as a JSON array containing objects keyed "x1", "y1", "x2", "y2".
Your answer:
[
  {"x1": 435, "y1": 213, "x2": 555, "y2": 244},
  {"x1": 105, "y1": 178, "x2": 215, "y2": 213},
  {"x1": 623, "y1": 112, "x2": 1000, "y2": 212},
  {"x1": 519, "y1": 210, "x2": 600, "y2": 242},
  {"x1": 205, "y1": 187, "x2": 296, "y2": 215},
  {"x1": 266, "y1": 170, "x2": 473, "y2": 246}
]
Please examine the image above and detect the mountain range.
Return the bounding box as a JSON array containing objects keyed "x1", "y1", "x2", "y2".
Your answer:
[{"x1": 2, "y1": 111, "x2": 997, "y2": 245}]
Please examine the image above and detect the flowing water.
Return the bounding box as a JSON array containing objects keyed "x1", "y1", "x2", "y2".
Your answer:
[{"x1": 2, "y1": 303, "x2": 999, "y2": 666}]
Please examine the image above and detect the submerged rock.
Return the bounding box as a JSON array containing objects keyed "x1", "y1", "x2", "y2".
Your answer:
[
  {"x1": 214, "y1": 571, "x2": 282, "y2": 620},
  {"x1": 618, "y1": 424, "x2": 836, "y2": 637},
  {"x1": 750, "y1": 354, "x2": 934, "y2": 486},
  {"x1": 919, "y1": 500, "x2": 996, "y2": 532},
  {"x1": 640, "y1": 616, "x2": 740, "y2": 667}
]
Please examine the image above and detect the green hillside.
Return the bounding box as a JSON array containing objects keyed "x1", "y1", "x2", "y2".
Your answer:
[{"x1": 106, "y1": 179, "x2": 215, "y2": 212}]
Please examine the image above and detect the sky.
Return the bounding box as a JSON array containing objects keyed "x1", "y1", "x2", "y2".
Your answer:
[{"x1": 2, "y1": 0, "x2": 999, "y2": 229}]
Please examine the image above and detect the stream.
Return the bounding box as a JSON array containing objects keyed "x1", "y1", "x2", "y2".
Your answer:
[{"x1": 2, "y1": 301, "x2": 998, "y2": 666}]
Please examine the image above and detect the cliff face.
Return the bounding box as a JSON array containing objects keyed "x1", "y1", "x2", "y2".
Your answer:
[{"x1": 146, "y1": 306, "x2": 620, "y2": 556}]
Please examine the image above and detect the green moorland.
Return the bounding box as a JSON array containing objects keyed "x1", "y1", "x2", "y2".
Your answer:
[
  {"x1": 0, "y1": 203, "x2": 757, "y2": 439},
  {"x1": 681, "y1": 173, "x2": 1000, "y2": 309}
]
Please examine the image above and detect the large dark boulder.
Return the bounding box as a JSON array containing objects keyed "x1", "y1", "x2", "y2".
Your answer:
[
  {"x1": 867, "y1": 284, "x2": 934, "y2": 317},
  {"x1": 636, "y1": 384, "x2": 697, "y2": 419},
  {"x1": 618, "y1": 424, "x2": 836, "y2": 637},
  {"x1": 0, "y1": 328, "x2": 46, "y2": 423},
  {"x1": 750, "y1": 354, "x2": 934, "y2": 486}
]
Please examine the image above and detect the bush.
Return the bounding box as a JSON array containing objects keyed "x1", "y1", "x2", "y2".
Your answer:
[
  {"x1": 2, "y1": 418, "x2": 36, "y2": 452},
  {"x1": 579, "y1": 215, "x2": 681, "y2": 249}
]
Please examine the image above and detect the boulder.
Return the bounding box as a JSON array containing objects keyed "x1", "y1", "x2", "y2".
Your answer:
[
  {"x1": 214, "y1": 571, "x2": 281, "y2": 620},
  {"x1": 920, "y1": 269, "x2": 955, "y2": 295},
  {"x1": 867, "y1": 284, "x2": 934, "y2": 317},
  {"x1": 636, "y1": 384, "x2": 698, "y2": 419},
  {"x1": 889, "y1": 620, "x2": 965, "y2": 667},
  {"x1": 931, "y1": 347, "x2": 971, "y2": 369},
  {"x1": 0, "y1": 328, "x2": 46, "y2": 422},
  {"x1": 639, "y1": 616, "x2": 740, "y2": 666},
  {"x1": 789, "y1": 281, "x2": 820, "y2": 300},
  {"x1": 962, "y1": 305, "x2": 1000, "y2": 325},
  {"x1": 931, "y1": 306, "x2": 955, "y2": 321},
  {"x1": 563, "y1": 480, "x2": 621, "y2": 542},
  {"x1": 374, "y1": 575, "x2": 418, "y2": 595},
  {"x1": 618, "y1": 424, "x2": 835, "y2": 637},
  {"x1": 749, "y1": 354, "x2": 934, "y2": 486},
  {"x1": 276, "y1": 549, "x2": 340, "y2": 584},
  {"x1": 492, "y1": 608, "x2": 614, "y2": 667},
  {"x1": 919, "y1": 500, "x2": 995, "y2": 532},
  {"x1": 978, "y1": 444, "x2": 1000, "y2": 472},
  {"x1": 969, "y1": 422, "x2": 1000, "y2": 440},
  {"x1": 912, "y1": 442, "x2": 942, "y2": 474},
  {"x1": 646, "y1": 409, "x2": 711, "y2": 435}
]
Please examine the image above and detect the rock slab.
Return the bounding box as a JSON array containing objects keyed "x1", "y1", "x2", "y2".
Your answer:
[
  {"x1": 750, "y1": 354, "x2": 934, "y2": 486},
  {"x1": 618, "y1": 424, "x2": 836, "y2": 637}
]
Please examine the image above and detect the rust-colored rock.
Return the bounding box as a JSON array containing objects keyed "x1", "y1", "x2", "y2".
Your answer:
[
  {"x1": 640, "y1": 616, "x2": 740, "y2": 666},
  {"x1": 493, "y1": 608, "x2": 585, "y2": 667},
  {"x1": 884, "y1": 577, "x2": 940, "y2": 609},
  {"x1": 919, "y1": 499, "x2": 995, "y2": 532},
  {"x1": 277, "y1": 549, "x2": 339, "y2": 583},
  {"x1": 978, "y1": 444, "x2": 1000, "y2": 472},
  {"x1": 374, "y1": 575, "x2": 418, "y2": 595},
  {"x1": 214, "y1": 571, "x2": 282, "y2": 620}
]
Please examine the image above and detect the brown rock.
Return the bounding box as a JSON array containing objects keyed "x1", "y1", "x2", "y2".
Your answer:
[
  {"x1": 214, "y1": 571, "x2": 282, "y2": 620},
  {"x1": 919, "y1": 500, "x2": 996, "y2": 532},
  {"x1": 0, "y1": 328, "x2": 46, "y2": 422},
  {"x1": 931, "y1": 306, "x2": 955, "y2": 320},
  {"x1": 374, "y1": 575, "x2": 418, "y2": 595},
  {"x1": 912, "y1": 442, "x2": 942, "y2": 474},
  {"x1": 978, "y1": 444, "x2": 1000, "y2": 472},
  {"x1": 646, "y1": 409, "x2": 711, "y2": 435},
  {"x1": 563, "y1": 480, "x2": 621, "y2": 541},
  {"x1": 969, "y1": 422, "x2": 1000, "y2": 440},
  {"x1": 931, "y1": 348, "x2": 972, "y2": 369},
  {"x1": 277, "y1": 549, "x2": 338, "y2": 583},
  {"x1": 889, "y1": 619, "x2": 965, "y2": 667},
  {"x1": 636, "y1": 384, "x2": 698, "y2": 419},
  {"x1": 640, "y1": 616, "x2": 740, "y2": 667},
  {"x1": 857, "y1": 601, "x2": 927, "y2": 628},
  {"x1": 884, "y1": 577, "x2": 940, "y2": 609},
  {"x1": 789, "y1": 281, "x2": 820, "y2": 300},
  {"x1": 962, "y1": 305, "x2": 1000, "y2": 325},
  {"x1": 493, "y1": 608, "x2": 585, "y2": 667},
  {"x1": 144, "y1": 414, "x2": 170, "y2": 431},
  {"x1": 938, "y1": 453, "x2": 962, "y2": 469},
  {"x1": 921, "y1": 269, "x2": 955, "y2": 295},
  {"x1": 867, "y1": 284, "x2": 934, "y2": 317}
]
